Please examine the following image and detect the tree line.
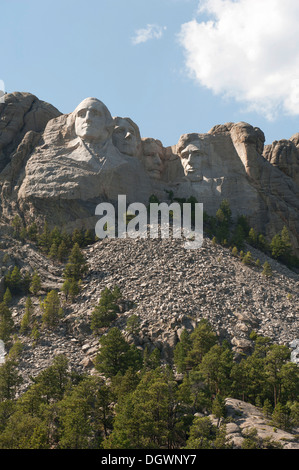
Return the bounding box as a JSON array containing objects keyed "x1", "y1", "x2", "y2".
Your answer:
[
  {"x1": 0, "y1": 317, "x2": 298, "y2": 449},
  {"x1": 203, "y1": 199, "x2": 299, "y2": 270}
]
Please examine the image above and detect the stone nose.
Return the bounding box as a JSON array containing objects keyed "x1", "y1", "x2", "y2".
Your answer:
[
  {"x1": 125, "y1": 131, "x2": 133, "y2": 140},
  {"x1": 85, "y1": 110, "x2": 93, "y2": 122}
]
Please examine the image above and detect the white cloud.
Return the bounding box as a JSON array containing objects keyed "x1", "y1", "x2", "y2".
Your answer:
[
  {"x1": 178, "y1": 0, "x2": 299, "y2": 119},
  {"x1": 132, "y1": 24, "x2": 166, "y2": 45}
]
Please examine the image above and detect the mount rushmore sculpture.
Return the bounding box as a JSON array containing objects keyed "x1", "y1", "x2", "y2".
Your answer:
[{"x1": 0, "y1": 92, "x2": 299, "y2": 253}]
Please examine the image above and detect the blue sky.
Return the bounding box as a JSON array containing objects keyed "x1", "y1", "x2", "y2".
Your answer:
[{"x1": 1, "y1": 0, "x2": 299, "y2": 146}]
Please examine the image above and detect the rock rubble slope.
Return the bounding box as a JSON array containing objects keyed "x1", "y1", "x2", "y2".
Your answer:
[{"x1": 1, "y1": 234, "x2": 298, "y2": 390}]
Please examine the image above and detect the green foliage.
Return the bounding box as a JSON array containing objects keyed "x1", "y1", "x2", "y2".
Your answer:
[
  {"x1": 57, "y1": 240, "x2": 69, "y2": 262},
  {"x1": 241, "y1": 426, "x2": 282, "y2": 449},
  {"x1": 198, "y1": 344, "x2": 234, "y2": 396},
  {"x1": 142, "y1": 347, "x2": 161, "y2": 372},
  {"x1": 8, "y1": 338, "x2": 23, "y2": 361},
  {"x1": 104, "y1": 367, "x2": 181, "y2": 449},
  {"x1": 4, "y1": 266, "x2": 22, "y2": 294},
  {"x1": 212, "y1": 394, "x2": 226, "y2": 427},
  {"x1": 126, "y1": 314, "x2": 140, "y2": 336},
  {"x1": 29, "y1": 270, "x2": 41, "y2": 296},
  {"x1": 0, "y1": 302, "x2": 14, "y2": 342},
  {"x1": 61, "y1": 279, "x2": 80, "y2": 303},
  {"x1": 90, "y1": 286, "x2": 122, "y2": 332},
  {"x1": 185, "y1": 415, "x2": 231, "y2": 449},
  {"x1": 270, "y1": 226, "x2": 292, "y2": 263},
  {"x1": 57, "y1": 376, "x2": 111, "y2": 448},
  {"x1": 26, "y1": 222, "x2": 38, "y2": 242},
  {"x1": 2, "y1": 288, "x2": 12, "y2": 306},
  {"x1": 0, "y1": 359, "x2": 22, "y2": 401},
  {"x1": 202, "y1": 200, "x2": 298, "y2": 271},
  {"x1": 242, "y1": 251, "x2": 254, "y2": 265},
  {"x1": 231, "y1": 246, "x2": 238, "y2": 257},
  {"x1": 94, "y1": 327, "x2": 142, "y2": 377},
  {"x1": 63, "y1": 243, "x2": 87, "y2": 283},
  {"x1": 0, "y1": 324, "x2": 298, "y2": 450},
  {"x1": 262, "y1": 261, "x2": 273, "y2": 277},
  {"x1": 184, "y1": 319, "x2": 218, "y2": 369},
  {"x1": 173, "y1": 329, "x2": 192, "y2": 374},
  {"x1": 20, "y1": 297, "x2": 34, "y2": 334},
  {"x1": 40, "y1": 290, "x2": 63, "y2": 329},
  {"x1": 248, "y1": 227, "x2": 258, "y2": 247}
]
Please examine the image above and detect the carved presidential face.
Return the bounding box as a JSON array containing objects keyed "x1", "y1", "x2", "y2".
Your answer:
[
  {"x1": 179, "y1": 138, "x2": 209, "y2": 182},
  {"x1": 74, "y1": 98, "x2": 112, "y2": 143},
  {"x1": 232, "y1": 122, "x2": 265, "y2": 154},
  {"x1": 142, "y1": 138, "x2": 164, "y2": 179},
  {"x1": 112, "y1": 117, "x2": 140, "y2": 156}
]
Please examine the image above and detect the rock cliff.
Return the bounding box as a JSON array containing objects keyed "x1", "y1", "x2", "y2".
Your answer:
[{"x1": 0, "y1": 92, "x2": 299, "y2": 255}]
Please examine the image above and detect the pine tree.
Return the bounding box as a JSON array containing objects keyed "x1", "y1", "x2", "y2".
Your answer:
[
  {"x1": 83, "y1": 229, "x2": 94, "y2": 246},
  {"x1": 263, "y1": 399, "x2": 273, "y2": 418},
  {"x1": 49, "y1": 226, "x2": 62, "y2": 247},
  {"x1": 126, "y1": 314, "x2": 140, "y2": 336},
  {"x1": 57, "y1": 241, "x2": 69, "y2": 263},
  {"x1": 5, "y1": 266, "x2": 22, "y2": 294},
  {"x1": 11, "y1": 215, "x2": 23, "y2": 239},
  {"x1": 271, "y1": 403, "x2": 290, "y2": 431},
  {"x1": 262, "y1": 261, "x2": 273, "y2": 277},
  {"x1": 69, "y1": 280, "x2": 80, "y2": 302},
  {"x1": 242, "y1": 251, "x2": 254, "y2": 266},
  {"x1": 212, "y1": 394, "x2": 226, "y2": 428},
  {"x1": 30, "y1": 271, "x2": 41, "y2": 296},
  {"x1": 94, "y1": 327, "x2": 142, "y2": 377},
  {"x1": 185, "y1": 319, "x2": 217, "y2": 369},
  {"x1": 38, "y1": 221, "x2": 51, "y2": 253},
  {"x1": 20, "y1": 297, "x2": 34, "y2": 334},
  {"x1": 3, "y1": 288, "x2": 12, "y2": 306},
  {"x1": 258, "y1": 233, "x2": 267, "y2": 251},
  {"x1": 230, "y1": 224, "x2": 245, "y2": 250},
  {"x1": 0, "y1": 302, "x2": 14, "y2": 342},
  {"x1": 41, "y1": 290, "x2": 63, "y2": 329},
  {"x1": 31, "y1": 321, "x2": 41, "y2": 346},
  {"x1": 63, "y1": 243, "x2": 87, "y2": 282},
  {"x1": 61, "y1": 279, "x2": 71, "y2": 302},
  {"x1": 0, "y1": 358, "x2": 23, "y2": 401},
  {"x1": 90, "y1": 287, "x2": 121, "y2": 332},
  {"x1": 219, "y1": 199, "x2": 232, "y2": 223},
  {"x1": 8, "y1": 338, "x2": 23, "y2": 361},
  {"x1": 22, "y1": 271, "x2": 32, "y2": 293},
  {"x1": 231, "y1": 246, "x2": 238, "y2": 257},
  {"x1": 174, "y1": 329, "x2": 192, "y2": 373},
  {"x1": 48, "y1": 242, "x2": 58, "y2": 260},
  {"x1": 248, "y1": 228, "x2": 258, "y2": 247},
  {"x1": 280, "y1": 226, "x2": 292, "y2": 262},
  {"x1": 26, "y1": 222, "x2": 38, "y2": 242},
  {"x1": 71, "y1": 228, "x2": 84, "y2": 247},
  {"x1": 19, "y1": 226, "x2": 27, "y2": 242}
]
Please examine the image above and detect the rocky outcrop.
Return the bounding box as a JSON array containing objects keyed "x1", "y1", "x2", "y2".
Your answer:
[
  {"x1": 222, "y1": 398, "x2": 299, "y2": 449},
  {"x1": 263, "y1": 137, "x2": 299, "y2": 188},
  {"x1": 0, "y1": 93, "x2": 299, "y2": 255},
  {"x1": 0, "y1": 92, "x2": 61, "y2": 172}
]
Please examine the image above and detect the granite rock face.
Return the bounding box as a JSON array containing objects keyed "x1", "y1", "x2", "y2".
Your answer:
[
  {"x1": 222, "y1": 398, "x2": 299, "y2": 449},
  {"x1": 0, "y1": 92, "x2": 61, "y2": 172},
  {"x1": 0, "y1": 93, "x2": 299, "y2": 253},
  {"x1": 263, "y1": 137, "x2": 299, "y2": 188}
]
